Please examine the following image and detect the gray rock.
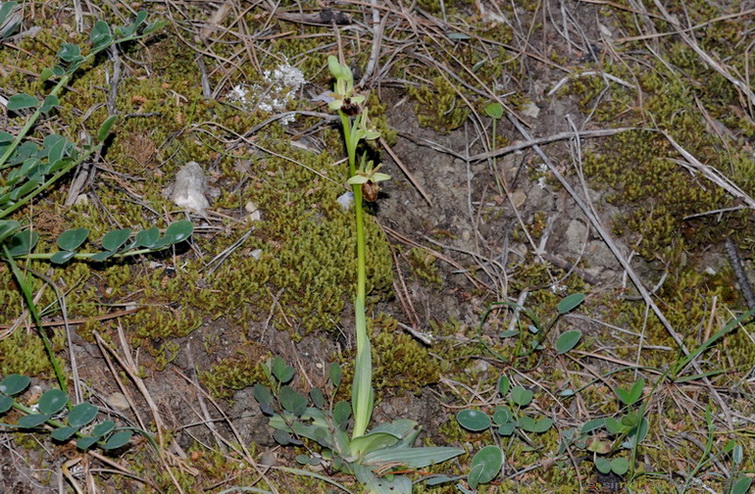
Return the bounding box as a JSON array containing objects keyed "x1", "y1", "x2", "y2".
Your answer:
[{"x1": 167, "y1": 161, "x2": 210, "y2": 214}]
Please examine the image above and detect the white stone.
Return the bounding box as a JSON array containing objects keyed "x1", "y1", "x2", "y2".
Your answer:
[
  {"x1": 337, "y1": 191, "x2": 354, "y2": 210},
  {"x1": 521, "y1": 101, "x2": 540, "y2": 119},
  {"x1": 170, "y1": 161, "x2": 210, "y2": 214},
  {"x1": 245, "y1": 201, "x2": 262, "y2": 222}
]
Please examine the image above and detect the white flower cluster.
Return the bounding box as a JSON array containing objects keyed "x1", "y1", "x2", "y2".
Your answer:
[{"x1": 226, "y1": 63, "x2": 306, "y2": 125}]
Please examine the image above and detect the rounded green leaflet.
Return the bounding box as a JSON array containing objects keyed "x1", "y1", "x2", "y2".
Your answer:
[
  {"x1": 101, "y1": 228, "x2": 131, "y2": 251},
  {"x1": 610, "y1": 458, "x2": 629, "y2": 475},
  {"x1": 456, "y1": 409, "x2": 491, "y2": 432},
  {"x1": 91, "y1": 420, "x2": 115, "y2": 438},
  {"x1": 492, "y1": 407, "x2": 509, "y2": 426},
  {"x1": 309, "y1": 388, "x2": 324, "y2": 409},
  {"x1": 468, "y1": 446, "x2": 503, "y2": 488},
  {"x1": 557, "y1": 293, "x2": 585, "y2": 314},
  {"x1": 7, "y1": 93, "x2": 39, "y2": 111},
  {"x1": 556, "y1": 330, "x2": 582, "y2": 354},
  {"x1": 484, "y1": 102, "x2": 503, "y2": 119},
  {"x1": 135, "y1": 227, "x2": 160, "y2": 248},
  {"x1": 581, "y1": 418, "x2": 605, "y2": 434},
  {"x1": 533, "y1": 417, "x2": 553, "y2": 433},
  {"x1": 594, "y1": 457, "x2": 611, "y2": 474},
  {"x1": 163, "y1": 220, "x2": 193, "y2": 244},
  {"x1": 498, "y1": 422, "x2": 516, "y2": 436},
  {"x1": 279, "y1": 386, "x2": 307, "y2": 417},
  {"x1": 0, "y1": 395, "x2": 13, "y2": 413},
  {"x1": 497, "y1": 375, "x2": 510, "y2": 396},
  {"x1": 7, "y1": 230, "x2": 38, "y2": 256},
  {"x1": 76, "y1": 436, "x2": 99, "y2": 450},
  {"x1": 90, "y1": 20, "x2": 112, "y2": 49},
  {"x1": 0, "y1": 374, "x2": 30, "y2": 395},
  {"x1": 68, "y1": 402, "x2": 98, "y2": 428},
  {"x1": 333, "y1": 401, "x2": 351, "y2": 430},
  {"x1": 38, "y1": 389, "x2": 68, "y2": 415},
  {"x1": 17, "y1": 413, "x2": 51, "y2": 428},
  {"x1": 57, "y1": 228, "x2": 89, "y2": 251},
  {"x1": 40, "y1": 95, "x2": 60, "y2": 113},
  {"x1": 511, "y1": 385, "x2": 533, "y2": 406},
  {"x1": 102, "y1": 430, "x2": 132, "y2": 450},
  {"x1": 329, "y1": 362, "x2": 342, "y2": 387},
  {"x1": 518, "y1": 416, "x2": 537, "y2": 432},
  {"x1": 271, "y1": 356, "x2": 294, "y2": 384},
  {"x1": 50, "y1": 250, "x2": 77, "y2": 264},
  {"x1": 253, "y1": 384, "x2": 272, "y2": 406},
  {"x1": 51, "y1": 426, "x2": 80, "y2": 442}
]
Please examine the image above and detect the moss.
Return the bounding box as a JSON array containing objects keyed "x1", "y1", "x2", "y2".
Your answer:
[
  {"x1": 409, "y1": 76, "x2": 469, "y2": 134},
  {"x1": 370, "y1": 314, "x2": 440, "y2": 393},
  {"x1": 407, "y1": 247, "x2": 442, "y2": 285},
  {"x1": 200, "y1": 345, "x2": 269, "y2": 400},
  {"x1": 0, "y1": 329, "x2": 63, "y2": 377}
]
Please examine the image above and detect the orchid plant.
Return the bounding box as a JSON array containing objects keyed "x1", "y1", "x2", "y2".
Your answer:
[{"x1": 256, "y1": 57, "x2": 463, "y2": 494}]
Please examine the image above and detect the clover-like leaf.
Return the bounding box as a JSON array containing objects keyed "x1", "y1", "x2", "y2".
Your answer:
[
  {"x1": 51, "y1": 426, "x2": 80, "y2": 442},
  {"x1": 76, "y1": 435, "x2": 99, "y2": 450},
  {"x1": 135, "y1": 227, "x2": 160, "y2": 248},
  {"x1": 0, "y1": 374, "x2": 30, "y2": 395},
  {"x1": 90, "y1": 20, "x2": 112, "y2": 48},
  {"x1": 615, "y1": 378, "x2": 644, "y2": 406},
  {"x1": 0, "y1": 395, "x2": 13, "y2": 413},
  {"x1": 511, "y1": 385, "x2": 533, "y2": 407},
  {"x1": 57, "y1": 228, "x2": 89, "y2": 251},
  {"x1": 557, "y1": 293, "x2": 585, "y2": 314},
  {"x1": 7, "y1": 230, "x2": 38, "y2": 256},
  {"x1": 271, "y1": 356, "x2": 294, "y2": 384},
  {"x1": 50, "y1": 250, "x2": 77, "y2": 264},
  {"x1": 456, "y1": 409, "x2": 491, "y2": 432},
  {"x1": 68, "y1": 402, "x2": 98, "y2": 428},
  {"x1": 279, "y1": 386, "x2": 307, "y2": 417},
  {"x1": 163, "y1": 220, "x2": 193, "y2": 244},
  {"x1": 57, "y1": 43, "x2": 83, "y2": 64},
  {"x1": 492, "y1": 406, "x2": 509, "y2": 426},
  {"x1": 102, "y1": 430, "x2": 131, "y2": 450},
  {"x1": 17, "y1": 413, "x2": 51, "y2": 428},
  {"x1": 101, "y1": 228, "x2": 131, "y2": 252},
  {"x1": 484, "y1": 102, "x2": 503, "y2": 119},
  {"x1": 595, "y1": 457, "x2": 611, "y2": 474},
  {"x1": 37, "y1": 389, "x2": 68, "y2": 415},
  {"x1": 39, "y1": 95, "x2": 60, "y2": 113},
  {"x1": 7, "y1": 93, "x2": 38, "y2": 111},
  {"x1": 610, "y1": 457, "x2": 629, "y2": 475},
  {"x1": 498, "y1": 375, "x2": 510, "y2": 396},
  {"x1": 468, "y1": 446, "x2": 503, "y2": 488},
  {"x1": 329, "y1": 362, "x2": 342, "y2": 388},
  {"x1": 91, "y1": 421, "x2": 115, "y2": 438},
  {"x1": 556, "y1": 330, "x2": 582, "y2": 354}
]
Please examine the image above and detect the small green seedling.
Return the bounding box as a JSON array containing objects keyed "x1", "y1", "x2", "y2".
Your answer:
[
  {"x1": 479, "y1": 292, "x2": 586, "y2": 360},
  {"x1": 454, "y1": 374, "x2": 552, "y2": 490}
]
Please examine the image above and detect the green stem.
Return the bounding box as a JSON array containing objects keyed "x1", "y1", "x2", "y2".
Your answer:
[
  {"x1": 2, "y1": 245, "x2": 67, "y2": 392},
  {"x1": 339, "y1": 110, "x2": 372, "y2": 439}
]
